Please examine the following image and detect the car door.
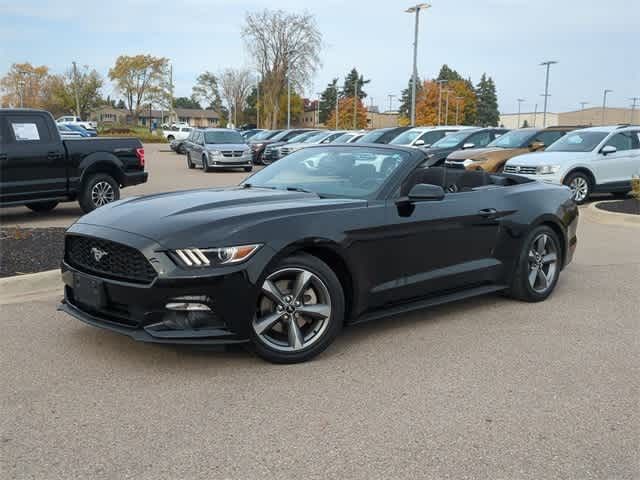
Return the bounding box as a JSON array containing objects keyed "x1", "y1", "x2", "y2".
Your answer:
[
  {"x1": 1, "y1": 112, "x2": 67, "y2": 203},
  {"x1": 534, "y1": 130, "x2": 566, "y2": 150},
  {"x1": 592, "y1": 132, "x2": 637, "y2": 185}
]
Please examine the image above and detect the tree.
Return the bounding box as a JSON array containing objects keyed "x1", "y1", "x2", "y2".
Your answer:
[
  {"x1": 475, "y1": 73, "x2": 500, "y2": 126},
  {"x1": 116, "y1": 99, "x2": 126, "y2": 109},
  {"x1": 219, "y1": 68, "x2": 253, "y2": 127},
  {"x1": 277, "y1": 91, "x2": 303, "y2": 126},
  {"x1": 415, "y1": 81, "x2": 440, "y2": 126},
  {"x1": 319, "y1": 78, "x2": 339, "y2": 124},
  {"x1": 242, "y1": 9, "x2": 322, "y2": 128},
  {"x1": 173, "y1": 96, "x2": 201, "y2": 109},
  {"x1": 243, "y1": 86, "x2": 258, "y2": 125},
  {"x1": 398, "y1": 75, "x2": 422, "y2": 122},
  {"x1": 0, "y1": 62, "x2": 50, "y2": 108},
  {"x1": 108, "y1": 54, "x2": 169, "y2": 120},
  {"x1": 192, "y1": 71, "x2": 222, "y2": 111},
  {"x1": 325, "y1": 97, "x2": 367, "y2": 129},
  {"x1": 437, "y1": 64, "x2": 463, "y2": 82},
  {"x1": 442, "y1": 79, "x2": 476, "y2": 126},
  {"x1": 44, "y1": 65, "x2": 103, "y2": 118},
  {"x1": 341, "y1": 68, "x2": 370, "y2": 100}
]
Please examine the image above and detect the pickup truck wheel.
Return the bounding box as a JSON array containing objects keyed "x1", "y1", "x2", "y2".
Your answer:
[
  {"x1": 26, "y1": 201, "x2": 59, "y2": 212},
  {"x1": 187, "y1": 153, "x2": 195, "y2": 169},
  {"x1": 79, "y1": 173, "x2": 120, "y2": 213}
]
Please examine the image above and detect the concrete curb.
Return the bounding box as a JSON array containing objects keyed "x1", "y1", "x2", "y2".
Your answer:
[
  {"x1": 582, "y1": 201, "x2": 640, "y2": 228},
  {"x1": 0, "y1": 269, "x2": 61, "y2": 305}
]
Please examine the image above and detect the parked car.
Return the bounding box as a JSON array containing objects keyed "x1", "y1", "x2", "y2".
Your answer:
[
  {"x1": 1, "y1": 109, "x2": 147, "y2": 213},
  {"x1": 56, "y1": 115, "x2": 97, "y2": 131},
  {"x1": 259, "y1": 129, "x2": 319, "y2": 165},
  {"x1": 248, "y1": 129, "x2": 284, "y2": 163},
  {"x1": 355, "y1": 126, "x2": 412, "y2": 144},
  {"x1": 58, "y1": 143, "x2": 578, "y2": 363},
  {"x1": 63, "y1": 123, "x2": 97, "y2": 137},
  {"x1": 420, "y1": 127, "x2": 510, "y2": 166},
  {"x1": 446, "y1": 126, "x2": 578, "y2": 172},
  {"x1": 185, "y1": 128, "x2": 252, "y2": 172},
  {"x1": 170, "y1": 129, "x2": 198, "y2": 154},
  {"x1": 504, "y1": 125, "x2": 640, "y2": 204},
  {"x1": 277, "y1": 130, "x2": 348, "y2": 158},
  {"x1": 263, "y1": 130, "x2": 322, "y2": 163},
  {"x1": 57, "y1": 124, "x2": 84, "y2": 139},
  {"x1": 163, "y1": 125, "x2": 192, "y2": 142},
  {"x1": 390, "y1": 126, "x2": 473, "y2": 148},
  {"x1": 241, "y1": 129, "x2": 264, "y2": 140},
  {"x1": 332, "y1": 131, "x2": 366, "y2": 143}
]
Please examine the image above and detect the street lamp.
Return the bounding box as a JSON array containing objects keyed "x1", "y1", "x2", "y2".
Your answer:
[
  {"x1": 579, "y1": 101, "x2": 589, "y2": 124},
  {"x1": 540, "y1": 60, "x2": 558, "y2": 127},
  {"x1": 405, "y1": 3, "x2": 431, "y2": 126},
  {"x1": 631, "y1": 97, "x2": 639, "y2": 124},
  {"x1": 335, "y1": 82, "x2": 340, "y2": 129},
  {"x1": 444, "y1": 89, "x2": 450, "y2": 126},
  {"x1": 454, "y1": 96, "x2": 463, "y2": 124},
  {"x1": 387, "y1": 94, "x2": 396, "y2": 112},
  {"x1": 436, "y1": 79, "x2": 447, "y2": 125},
  {"x1": 601, "y1": 89, "x2": 612, "y2": 125},
  {"x1": 316, "y1": 92, "x2": 323, "y2": 128},
  {"x1": 517, "y1": 98, "x2": 525, "y2": 128}
]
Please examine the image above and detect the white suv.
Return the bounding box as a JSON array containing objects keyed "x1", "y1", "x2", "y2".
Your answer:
[
  {"x1": 56, "y1": 115, "x2": 97, "y2": 131},
  {"x1": 504, "y1": 126, "x2": 640, "y2": 203},
  {"x1": 389, "y1": 126, "x2": 473, "y2": 148}
]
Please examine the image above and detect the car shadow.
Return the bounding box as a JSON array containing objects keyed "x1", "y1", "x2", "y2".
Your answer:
[{"x1": 0, "y1": 205, "x2": 84, "y2": 226}]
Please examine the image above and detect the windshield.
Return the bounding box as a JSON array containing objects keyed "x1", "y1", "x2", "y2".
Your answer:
[
  {"x1": 431, "y1": 131, "x2": 469, "y2": 148},
  {"x1": 487, "y1": 130, "x2": 535, "y2": 148},
  {"x1": 301, "y1": 131, "x2": 331, "y2": 143},
  {"x1": 546, "y1": 131, "x2": 608, "y2": 152},
  {"x1": 251, "y1": 130, "x2": 278, "y2": 141},
  {"x1": 204, "y1": 131, "x2": 245, "y2": 144},
  {"x1": 356, "y1": 129, "x2": 388, "y2": 143},
  {"x1": 389, "y1": 129, "x2": 426, "y2": 145},
  {"x1": 244, "y1": 146, "x2": 410, "y2": 199},
  {"x1": 287, "y1": 131, "x2": 318, "y2": 143},
  {"x1": 270, "y1": 130, "x2": 295, "y2": 142}
]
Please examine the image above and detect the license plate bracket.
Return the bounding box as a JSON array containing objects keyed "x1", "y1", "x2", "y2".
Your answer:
[{"x1": 74, "y1": 273, "x2": 106, "y2": 309}]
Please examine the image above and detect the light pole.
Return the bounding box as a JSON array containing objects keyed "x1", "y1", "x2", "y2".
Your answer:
[
  {"x1": 454, "y1": 96, "x2": 463, "y2": 124},
  {"x1": 601, "y1": 89, "x2": 612, "y2": 125},
  {"x1": 533, "y1": 103, "x2": 538, "y2": 127},
  {"x1": 579, "y1": 101, "x2": 589, "y2": 124},
  {"x1": 335, "y1": 83, "x2": 339, "y2": 129},
  {"x1": 517, "y1": 98, "x2": 525, "y2": 128},
  {"x1": 444, "y1": 89, "x2": 450, "y2": 126},
  {"x1": 631, "y1": 97, "x2": 639, "y2": 124},
  {"x1": 72, "y1": 61, "x2": 81, "y2": 118},
  {"x1": 287, "y1": 76, "x2": 291, "y2": 129},
  {"x1": 405, "y1": 3, "x2": 431, "y2": 126},
  {"x1": 316, "y1": 92, "x2": 322, "y2": 128},
  {"x1": 256, "y1": 73, "x2": 261, "y2": 129},
  {"x1": 540, "y1": 60, "x2": 557, "y2": 127},
  {"x1": 387, "y1": 94, "x2": 395, "y2": 112},
  {"x1": 436, "y1": 79, "x2": 447, "y2": 125},
  {"x1": 353, "y1": 81, "x2": 358, "y2": 129}
]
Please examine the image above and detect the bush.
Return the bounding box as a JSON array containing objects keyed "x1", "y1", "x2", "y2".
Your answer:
[
  {"x1": 631, "y1": 175, "x2": 640, "y2": 202},
  {"x1": 100, "y1": 126, "x2": 167, "y2": 143}
]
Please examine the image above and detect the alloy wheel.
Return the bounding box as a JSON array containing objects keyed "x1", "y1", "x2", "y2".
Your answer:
[
  {"x1": 253, "y1": 268, "x2": 332, "y2": 352},
  {"x1": 527, "y1": 233, "x2": 558, "y2": 294},
  {"x1": 91, "y1": 181, "x2": 115, "y2": 207},
  {"x1": 569, "y1": 176, "x2": 589, "y2": 202}
]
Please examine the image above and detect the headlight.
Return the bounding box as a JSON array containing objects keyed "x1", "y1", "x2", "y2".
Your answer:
[
  {"x1": 208, "y1": 150, "x2": 221, "y2": 158},
  {"x1": 536, "y1": 165, "x2": 560, "y2": 175},
  {"x1": 172, "y1": 244, "x2": 261, "y2": 267},
  {"x1": 462, "y1": 159, "x2": 474, "y2": 167}
]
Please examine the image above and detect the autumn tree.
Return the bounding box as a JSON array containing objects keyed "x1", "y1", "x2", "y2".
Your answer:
[
  {"x1": 108, "y1": 54, "x2": 169, "y2": 120},
  {"x1": 44, "y1": 65, "x2": 103, "y2": 118},
  {"x1": 341, "y1": 68, "x2": 370, "y2": 100},
  {"x1": 415, "y1": 81, "x2": 440, "y2": 126},
  {"x1": 277, "y1": 91, "x2": 304, "y2": 126},
  {"x1": 441, "y1": 79, "x2": 476, "y2": 126},
  {"x1": 242, "y1": 9, "x2": 322, "y2": 128},
  {"x1": 325, "y1": 97, "x2": 368, "y2": 129},
  {"x1": 476, "y1": 73, "x2": 500, "y2": 126},
  {"x1": 219, "y1": 68, "x2": 253, "y2": 127},
  {"x1": 0, "y1": 63, "x2": 50, "y2": 108},
  {"x1": 192, "y1": 71, "x2": 222, "y2": 111}
]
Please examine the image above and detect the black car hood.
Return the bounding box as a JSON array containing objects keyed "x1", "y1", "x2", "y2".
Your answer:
[{"x1": 75, "y1": 187, "x2": 365, "y2": 248}]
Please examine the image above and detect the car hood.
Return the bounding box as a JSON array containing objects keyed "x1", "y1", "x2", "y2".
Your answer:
[
  {"x1": 507, "y1": 151, "x2": 588, "y2": 166},
  {"x1": 205, "y1": 143, "x2": 248, "y2": 150},
  {"x1": 422, "y1": 146, "x2": 455, "y2": 157},
  {"x1": 74, "y1": 187, "x2": 365, "y2": 248},
  {"x1": 447, "y1": 147, "x2": 516, "y2": 160}
]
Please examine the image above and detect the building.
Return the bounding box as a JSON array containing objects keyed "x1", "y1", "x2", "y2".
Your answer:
[
  {"x1": 300, "y1": 108, "x2": 320, "y2": 128},
  {"x1": 90, "y1": 106, "x2": 221, "y2": 128},
  {"x1": 500, "y1": 107, "x2": 637, "y2": 129},
  {"x1": 366, "y1": 111, "x2": 399, "y2": 129}
]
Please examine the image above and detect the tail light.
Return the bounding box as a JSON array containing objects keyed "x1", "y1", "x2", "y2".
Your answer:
[{"x1": 135, "y1": 147, "x2": 145, "y2": 167}]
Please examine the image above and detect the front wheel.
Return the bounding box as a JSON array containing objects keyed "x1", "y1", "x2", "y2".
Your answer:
[
  {"x1": 564, "y1": 172, "x2": 591, "y2": 204},
  {"x1": 79, "y1": 173, "x2": 120, "y2": 213},
  {"x1": 244, "y1": 166, "x2": 253, "y2": 172},
  {"x1": 26, "y1": 201, "x2": 59, "y2": 212},
  {"x1": 187, "y1": 153, "x2": 195, "y2": 169},
  {"x1": 250, "y1": 254, "x2": 344, "y2": 363},
  {"x1": 507, "y1": 225, "x2": 561, "y2": 302},
  {"x1": 202, "y1": 155, "x2": 212, "y2": 172}
]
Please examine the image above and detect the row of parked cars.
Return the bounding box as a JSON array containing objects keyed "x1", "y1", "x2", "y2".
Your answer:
[{"x1": 55, "y1": 115, "x2": 99, "y2": 138}]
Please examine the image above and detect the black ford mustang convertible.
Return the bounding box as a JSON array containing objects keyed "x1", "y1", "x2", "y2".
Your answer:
[{"x1": 59, "y1": 144, "x2": 578, "y2": 363}]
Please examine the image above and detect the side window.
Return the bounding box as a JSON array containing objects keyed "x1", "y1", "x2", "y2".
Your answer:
[
  {"x1": 466, "y1": 131, "x2": 492, "y2": 147},
  {"x1": 632, "y1": 131, "x2": 640, "y2": 149},
  {"x1": 536, "y1": 131, "x2": 564, "y2": 147},
  {"x1": 420, "y1": 131, "x2": 445, "y2": 145},
  {"x1": 8, "y1": 116, "x2": 52, "y2": 143},
  {"x1": 605, "y1": 133, "x2": 633, "y2": 151}
]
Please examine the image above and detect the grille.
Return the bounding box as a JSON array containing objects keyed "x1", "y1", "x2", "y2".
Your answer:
[
  {"x1": 504, "y1": 165, "x2": 537, "y2": 175},
  {"x1": 65, "y1": 235, "x2": 157, "y2": 284},
  {"x1": 220, "y1": 150, "x2": 243, "y2": 157},
  {"x1": 279, "y1": 147, "x2": 291, "y2": 156}
]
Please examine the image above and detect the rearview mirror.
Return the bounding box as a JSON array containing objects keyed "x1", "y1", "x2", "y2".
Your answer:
[
  {"x1": 414, "y1": 139, "x2": 425, "y2": 146},
  {"x1": 462, "y1": 142, "x2": 475, "y2": 149},
  {"x1": 601, "y1": 145, "x2": 617, "y2": 155},
  {"x1": 407, "y1": 183, "x2": 445, "y2": 201},
  {"x1": 529, "y1": 141, "x2": 545, "y2": 151}
]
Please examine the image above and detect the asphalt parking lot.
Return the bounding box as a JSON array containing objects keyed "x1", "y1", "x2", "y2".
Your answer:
[{"x1": 1, "y1": 145, "x2": 638, "y2": 479}]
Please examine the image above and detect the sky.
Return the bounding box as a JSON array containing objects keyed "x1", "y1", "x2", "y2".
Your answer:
[{"x1": 1, "y1": 0, "x2": 638, "y2": 115}]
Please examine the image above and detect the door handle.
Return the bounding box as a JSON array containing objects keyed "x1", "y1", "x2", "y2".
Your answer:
[{"x1": 478, "y1": 208, "x2": 498, "y2": 218}]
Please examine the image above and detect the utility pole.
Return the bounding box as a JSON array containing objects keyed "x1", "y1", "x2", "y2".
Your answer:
[
  {"x1": 455, "y1": 96, "x2": 463, "y2": 124},
  {"x1": 169, "y1": 63, "x2": 175, "y2": 124},
  {"x1": 540, "y1": 60, "x2": 557, "y2": 127},
  {"x1": 436, "y1": 79, "x2": 447, "y2": 125},
  {"x1": 316, "y1": 92, "x2": 322, "y2": 128},
  {"x1": 579, "y1": 101, "x2": 589, "y2": 124},
  {"x1": 517, "y1": 98, "x2": 525, "y2": 128},
  {"x1": 629, "y1": 97, "x2": 639, "y2": 124},
  {"x1": 406, "y1": 3, "x2": 431, "y2": 126},
  {"x1": 256, "y1": 74, "x2": 260, "y2": 129},
  {"x1": 533, "y1": 103, "x2": 538, "y2": 127},
  {"x1": 444, "y1": 89, "x2": 450, "y2": 126},
  {"x1": 387, "y1": 94, "x2": 395, "y2": 112},
  {"x1": 287, "y1": 76, "x2": 291, "y2": 129},
  {"x1": 72, "y1": 61, "x2": 81, "y2": 118},
  {"x1": 602, "y1": 89, "x2": 612, "y2": 125},
  {"x1": 353, "y1": 81, "x2": 358, "y2": 129},
  {"x1": 335, "y1": 83, "x2": 339, "y2": 129}
]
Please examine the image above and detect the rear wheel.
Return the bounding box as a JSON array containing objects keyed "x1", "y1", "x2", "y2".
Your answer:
[
  {"x1": 564, "y1": 172, "x2": 592, "y2": 204},
  {"x1": 507, "y1": 225, "x2": 561, "y2": 302},
  {"x1": 250, "y1": 254, "x2": 344, "y2": 363},
  {"x1": 26, "y1": 201, "x2": 59, "y2": 212},
  {"x1": 186, "y1": 153, "x2": 195, "y2": 169},
  {"x1": 244, "y1": 166, "x2": 253, "y2": 172},
  {"x1": 79, "y1": 173, "x2": 120, "y2": 213}
]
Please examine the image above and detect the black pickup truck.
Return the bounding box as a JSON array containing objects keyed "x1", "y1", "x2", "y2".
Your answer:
[{"x1": 0, "y1": 109, "x2": 148, "y2": 213}]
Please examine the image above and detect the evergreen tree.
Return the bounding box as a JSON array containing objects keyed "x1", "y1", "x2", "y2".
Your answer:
[
  {"x1": 398, "y1": 75, "x2": 422, "y2": 119},
  {"x1": 173, "y1": 96, "x2": 201, "y2": 109},
  {"x1": 341, "y1": 68, "x2": 370, "y2": 100},
  {"x1": 319, "y1": 78, "x2": 339, "y2": 124},
  {"x1": 475, "y1": 73, "x2": 500, "y2": 126},
  {"x1": 243, "y1": 86, "x2": 258, "y2": 124},
  {"x1": 437, "y1": 64, "x2": 463, "y2": 82},
  {"x1": 522, "y1": 119, "x2": 530, "y2": 128}
]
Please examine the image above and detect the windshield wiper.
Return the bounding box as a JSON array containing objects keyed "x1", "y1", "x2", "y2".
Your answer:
[{"x1": 284, "y1": 186, "x2": 314, "y2": 194}]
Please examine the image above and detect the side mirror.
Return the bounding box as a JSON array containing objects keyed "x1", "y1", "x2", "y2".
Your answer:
[
  {"x1": 414, "y1": 139, "x2": 425, "y2": 146},
  {"x1": 601, "y1": 145, "x2": 617, "y2": 155},
  {"x1": 407, "y1": 183, "x2": 445, "y2": 201},
  {"x1": 529, "y1": 141, "x2": 545, "y2": 151},
  {"x1": 462, "y1": 142, "x2": 475, "y2": 149}
]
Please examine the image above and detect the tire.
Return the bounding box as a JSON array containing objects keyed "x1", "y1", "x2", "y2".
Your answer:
[
  {"x1": 187, "y1": 153, "x2": 195, "y2": 169},
  {"x1": 26, "y1": 201, "x2": 59, "y2": 212},
  {"x1": 506, "y1": 225, "x2": 561, "y2": 302},
  {"x1": 202, "y1": 155, "x2": 212, "y2": 172},
  {"x1": 167, "y1": 135, "x2": 175, "y2": 141},
  {"x1": 250, "y1": 254, "x2": 345, "y2": 363},
  {"x1": 79, "y1": 173, "x2": 120, "y2": 213},
  {"x1": 244, "y1": 166, "x2": 253, "y2": 172},
  {"x1": 177, "y1": 144, "x2": 186, "y2": 155},
  {"x1": 563, "y1": 171, "x2": 592, "y2": 204}
]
